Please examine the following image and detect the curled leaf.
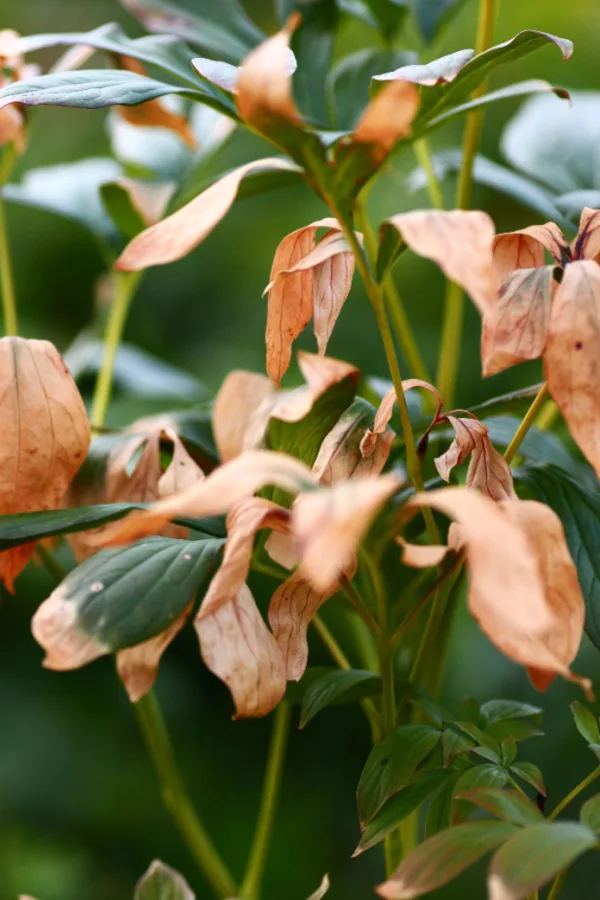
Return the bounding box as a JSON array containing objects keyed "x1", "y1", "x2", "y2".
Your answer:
[
  {"x1": 435, "y1": 417, "x2": 488, "y2": 482},
  {"x1": 212, "y1": 370, "x2": 274, "y2": 462},
  {"x1": 574, "y1": 207, "x2": 600, "y2": 263},
  {"x1": 493, "y1": 227, "x2": 560, "y2": 283},
  {"x1": 466, "y1": 431, "x2": 516, "y2": 503},
  {"x1": 313, "y1": 399, "x2": 395, "y2": 485},
  {"x1": 373, "y1": 49, "x2": 474, "y2": 86},
  {"x1": 361, "y1": 379, "x2": 441, "y2": 458}
]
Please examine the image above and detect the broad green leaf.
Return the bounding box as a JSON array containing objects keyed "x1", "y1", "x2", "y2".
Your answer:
[
  {"x1": 571, "y1": 701, "x2": 600, "y2": 745},
  {"x1": 378, "y1": 821, "x2": 517, "y2": 899},
  {"x1": 135, "y1": 859, "x2": 194, "y2": 900},
  {"x1": 453, "y1": 764, "x2": 509, "y2": 824},
  {"x1": 328, "y1": 49, "x2": 416, "y2": 131},
  {"x1": 515, "y1": 464, "x2": 600, "y2": 652},
  {"x1": 456, "y1": 788, "x2": 543, "y2": 826},
  {"x1": 509, "y1": 762, "x2": 547, "y2": 798},
  {"x1": 122, "y1": 0, "x2": 265, "y2": 63},
  {"x1": 501, "y1": 737, "x2": 517, "y2": 766},
  {"x1": 284, "y1": 666, "x2": 336, "y2": 705},
  {"x1": 40, "y1": 536, "x2": 224, "y2": 653},
  {"x1": 359, "y1": 0, "x2": 409, "y2": 41},
  {"x1": 300, "y1": 669, "x2": 381, "y2": 727},
  {"x1": 480, "y1": 699, "x2": 543, "y2": 725},
  {"x1": 279, "y1": 0, "x2": 339, "y2": 124},
  {"x1": 486, "y1": 720, "x2": 544, "y2": 744},
  {"x1": 356, "y1": 771, "x2": 448, "y2": 854},
  {"x1": 469, "y1": 384, "x2": 545, "y2": 421},
  {"x1": 489, "y1": 822, "x2": 596, "y2": 899},
  {"x1": 442, "y1": 729, "x2": 474, "y2": 767},
  {"x1": 581, "y1": 794, "x2": 600, "y2": 832},
  {"x1": 425, "y1": 772, "x2": 462, "y2": 837},
  {"x1": 454, "y1": 722, "x2": 502, "y2": 759},
  {"x1": 413, "y1": 0, "x2": 470, "y2": 44},
  {"x1": 358, "y1": 724, "x2": 441, "y2": 824}
]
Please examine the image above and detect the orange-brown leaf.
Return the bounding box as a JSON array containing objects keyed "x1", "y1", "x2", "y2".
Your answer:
[
  {"x1": 466, "y1": 434, "x2": 516, "y2": 503},
  {"x1": 117, "y1": 603, "x2": 192, "y2": 702},
  {"x1": 353, "y1": 81, "x2": 420, "y2": 163},
  {"x1": 361, "y1": 379, "x2": 441, "y2": 458},
  {"x1": 212, "y1": 370, "x2": 274, "y2": 462},
  {"x1": 493, "y1": 227, "x2": 564, "y2": 282},
  {"x1": 116, "y1": 56, "x2": 196, "y2": 147},
  {"x1": 313, "y1": 405, "x2": 394, "y2": 485},
  {"x1": 434, "y1": 416, "x2": 488, "y2": 482},
  {"x1": 573, "y1": 207, "x2": 600, "y2": 263},
  {"x1": 397, "y1": 537, "x2": 449, "y2": 569}
]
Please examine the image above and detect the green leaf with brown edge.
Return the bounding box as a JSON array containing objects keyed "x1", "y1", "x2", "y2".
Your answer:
[
  {"x1": 377, "y1": 821, "x2": 517, "y2": 899},
  {"x1": 100, "y1": 182, "x2": 149, "y2": 239},
  {"x1": 581, "y1": 794, "x2": 600, "y2": 832},
  {"x1": 488, "y1": 822, "x2": 597, "y2": 900},
  {"x1": 453, "y1": 764, "x2": 509, "y2": 825},
  {"x1": 509, "y1": 762, "x2": 547, "y2": 798},
  {"x1": 571, "y1": 701, "x2": 600, "y2": 745},
  {"x1": 355, "y1": 771, "x2": 448, "y2": 855},
  {"x1": 456, "y1": 788, "x2": 544, "y2": 827},
  {"x1": 358, "y1": 724, "x2": 441, "y2": 824},
  {"x1": 300, "y1": 669, "x2": 382, "y2": 728},
  {"x1": 329, "y1": 49, "x2": 416, "y2": 131},
  {"x1": 135, "y1": 860, "x2": 194, "y2": 900}
]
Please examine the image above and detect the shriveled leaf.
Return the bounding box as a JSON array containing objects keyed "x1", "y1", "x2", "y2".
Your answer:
[
  {"x1": 313, "y1": 398, "x2": 394, "y2": 485},
  {"x1": 361, "y1": 379, "x2": 441, "y2": 458},
  {"x1": 300, "y1": 669, "x2": 381, "y2": 727},
  {"x1": 374, "y1": 49, "x2": 474, "y2": 87},
  {"x1": 358, "y1": 724, "x2": 441, "y2": 824},
  {"x1": 434, "y1": 416, "x2": 487, "y2": 482},
  {"x1": 544, "y1": 260, "x2": 600, "y2": 478},
  {"x1": 117, "y1": 604, "x2": 191, "y2": 702},
  {"x1": 377, "y1": 821, "x2": 517, "y2": 899},
  {"x1": 457, "y1": 788, "x2": 543, "y2": 826},
  {"x1": 134, "y1": 859, "x2": 194, "y2": 900},
  {"x1": 580, "y1": 794, "x2": 600, "y2": 832},
  {"x1": 570, "y1": 700, "x2": 600, "y2": 745},
  {"x1": 398, "y1": 538, "x2": 448, "y2": 569},
  {"x1": 32, "y1": 536, "x2": 223, "y2": 670},
  {"x1": 212, "y1": 370, "x2": 274, "y2": 462},
  {"x1": 488, "y1": 822, "x2": 596, "y2": 900},
  {"x1": 306, "y1": 874, "x2": 330, "y2": 900},
  {"x1": 434, "y1": 417, "x2": 515, "y2": 502},
  {"x1": 195, "y1": 583, "x2": 286, "y2": 718},
  {"x1": 328, "y1": 49, "x2": 416, "y2": 131},
  {"x1": 116, "y1": 157, "x2": 302, "y2": 270}
]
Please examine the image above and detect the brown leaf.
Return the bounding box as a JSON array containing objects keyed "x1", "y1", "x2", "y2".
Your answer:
[
  {"x1": 31, "y1": 582, "x2": 109, "y2": 670},
  {"x1": 0, "y1": 338, "x2": 90, "y2": 590},
  {"x1": 117, "y1": 602, "x2": 192, "y2": 702},
  {"x1": 352, "y1": 81, "x2": 420, "y2": 163},
  {"x1": 397, "y1": 537, "x2": 449, "y2": 569},
  {"x1": 212, "y1": 370, "x2": 274, "y2": 462},
  {"x1": 195, "y1": 583, "x2": 286, "y2": 718},
  {"x1": 573, "y1": 207, "x2": 600, "y2": 263},
  {"x1": 362, "y1": 379, "x2": 442, "y2": 458},
  {"x1": 466, "y1": 433, "x2": 516, "y2": 503},
  {"x1": 116, "y1": 56, "x2": 196, "y2": 147},
  {"x1": 0, "y1": 100, "x2": 24, "y2": 150},
  {"x1": 116, "y1": 157, "x2": 300, "y2": 271},
  {"x1": 493, "y1": 225, "x2": 566, "y2": 282},
  {"x1": 293, "y1": 474, "x2": 402, "y2": 591},
  {"x1": 95, "y1": 450, "x2": 315, "y2": 547},
  {"x1": 544, "y1": 260, "x2": 600, "y2": 476},
  {"x1": 158, "y1": 429, "x2": 206, "y2": 498},
  {"x1": 434, "y1": 416, "x2": 488, "y2": 482},
  {"x1": 482, "y1": 266, "x2": 555, "y2": 376},
  {"x1": 385, "y1": 210, "x2": 498, "y2": 313},
  {"x1": 313, "y1": 404, "x2": 394, "y2": 485}
]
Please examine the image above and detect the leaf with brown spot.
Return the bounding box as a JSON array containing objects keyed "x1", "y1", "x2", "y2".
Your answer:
[
  {"x1": 544, "y1": 260, "x2": 600, "y2": 477},
  {"x1": 116, "y1": 157, "x2": 301, "y2": 271},
  {"x1": 573, "y1": 207, "x2": 600, "y2": 263},
  {"x1": 195, "y1": 583, "x2": 286, "y2": 718},
  {"x1": 116, "y1": 55, "x2": 196, "y2": 147},
  {"x1": 361, "y1": 379, "x2": 441, "y2": 458},
  {"x1": 0, "y1": 337, "x2": 90, "y2": 590},
  {"x1": 212, "y1": 370, "x2": 274, "y2": 462},
  {"x1": 482, "y1": 266, "x2": 555, "y2": 376},
  {"x1": 493, "y1": 224, "x2": 567, "y2": 281}
]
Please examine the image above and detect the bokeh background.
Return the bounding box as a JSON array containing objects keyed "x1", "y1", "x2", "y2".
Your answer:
[{"x1": 1, "y1": 1, "x2": 600, "y2": 898}]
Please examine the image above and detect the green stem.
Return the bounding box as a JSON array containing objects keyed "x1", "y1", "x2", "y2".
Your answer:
[
  {"x1": 503, "y1": 383, "x2": 549, "y2": 464},
  {"x1": 390, "y1": 558, "x2": 461, "y2": 652},
  {"x1": 436, "y1": 0, "x2": 499, "y2": 407},
  {"x1": 90, "y1": 270, "x2": 141, "y2": 429},
  {"x1": 240, "y1": 702, "x2": 291, "y2": 899},
  {"x1": 409, "y1": 565, "x2": 463, "y2": 692},
  {"x1": 36, "y1": 543, "x2": 68, "y2": 582},
  {"x1": 413, "y1": 140, "x2": 444, "y2": 210},
  {"x1": 134, "y1": 692, "x2": 238, "y2": 898},
  {"x1": 0, "y1": 196, "x2": 18, "y2": 336},
  {"x1": 547, "y1": 871, "x2": 567, "y2": 900},
  {"x1": 548, "y1": 766, "x2": 600, "y2": 821},
  {"x1": 341, "y1": 574, "x2": 381, "y2": 637}
]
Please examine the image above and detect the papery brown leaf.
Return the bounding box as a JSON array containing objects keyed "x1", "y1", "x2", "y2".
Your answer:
[
  {"x1": 313, "y1": 405, "x2": 394, "y2": 485},
  {"x1": 466, "y1": 433, "x2": 516, "y2": 503},
  {"x1": 544, "y1": 260, "x2": 600, "y2": 476},
  {"x1": 352, "y1": 81, "x2": 420, "y2": 163},
  {"x1": 385, "y1": 210, "x2": 498, "y2": 313},
  {"x1": 212, "y1": 370, "x2": 274, "y2": 462},
  {"x1": 32, "y1": 581, "x2": 109, "y2": 670},
  {"x1": 362, "y1": 379, "x2": 442, "y2": 458},
  {"x1": 269, "y1": 571, "x2": 338, "y2": 680},
  {"x1": 397, "y1": 537, "x2": 449, "y2": 569},
  {"x1": 117, "y1": 178, "x2": 174, "y2": 226},
  {"x1": 293, "y1": 474, "x2": 402, "y2": 591},
  {"x1": 0, "y1": 99, "x2": 24, "y2": 150},
  {"x1": 493, "y1": 226, "x2": 567, "y2": 282},
  {"x1": 116, "y1": 157, "x2": 300, "y2": 271},
  {"x1": 117, "y1": 56, "x2": 196, "y2": 147},
  {"x1": 95, "y1": 450, "x2": 315, "y2": 547},
  {"x1": 434, "y1": 416, "x2": 488, "y2": 482},
  {"x1": 158, "y1": 429, "x2": 206, "y2": 498},
  {"x1": 500, "y1": 499, "x2": 589, "y2": 694},
  {"x1": 117, "y1": 602, "x2": 192, "y2": 702},
  {"x1": 574, "y1": 207, "x2": 600, "y2": 263},
  {"x1": 195, "y1": 583, "x2": 286, "y2": 718},
  {"x1": 0, "y1": 338, "x2": 90, "y2": 590},
  {"x1": 482, "y1": 266, "x2": 555, "y2": 376}
]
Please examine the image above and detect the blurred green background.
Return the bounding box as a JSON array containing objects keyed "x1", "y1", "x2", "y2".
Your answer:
[{"x1": 1, "y1": 1, "x2": 600, "y2": 898}]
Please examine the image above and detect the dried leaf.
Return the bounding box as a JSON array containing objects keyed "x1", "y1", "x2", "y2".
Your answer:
[
  {"x1": 115, "y1": 178, "x2": 174, "y2": 226},
  {"x1": 466, "y1": 434, "x2": 516, "y2": 503},
  {"x1": 397, "y1": 537, "x2": 449, "y2": 569},
  {"x1": 195, "y1": 583, "x2": 286, "y2": 718},
  {"x1": 435, "y1": 417, "x2": 488, "y2": 482},
  {"x1": 313, "y1": 402, "x2": 394, "y2": 485},
  {"x1": 544, "y1": 260, "x2": 600, "y2": 477},
  {"x1": 384, "y1": 210, "x2": 498, "y2": 313},
  {"x1": 482, "y1": 266, "x2": 555, "y2": 376},
  {"x1": 361, "y1": 379, "x2": 442, "y2": 458},
  {"x1": 213, "y1": 370, "x2": 274, "y2": 462},
  {"x1": 158, "y1": 428, "x2": 206, "y2": 498},
  {"x1": 0, "y1": 99, "x2": 24, "y2": 150},
  {"x1": 116, "y1": 157, "x2": 300, "y2": 271},
  {"x1": 493, "y1": 225, "x2": 567, "y2": 282},
  {"x1": 117, "y1": 56, "x2": 196, "y2": 147},
  {"x1": 352, "y1": 81, "x2": 420, "y2": 163},
  {"x1": 574, "y1": 207, "x2": 600, "y2": 264},
  {"x1": 0, "y1": 338, "x2": 90, "y2": 590}
]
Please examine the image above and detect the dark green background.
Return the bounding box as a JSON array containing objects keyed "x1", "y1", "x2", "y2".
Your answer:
[{"x1": 1, "y1": 1, "x2": 600, "y2": 898}]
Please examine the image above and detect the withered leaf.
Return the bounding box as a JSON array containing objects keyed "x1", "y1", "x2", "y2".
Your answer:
[
  {"x1": 313, "y1": 400, "x2": 394, "y2": 485},
  {"x1": 361, "y1": 379, "x2": 441, "y2": 458},
  {"x1": 195, "y1": 583, "x2": 286, "y2": 718},
  {"x1": 544, "y1": 260, "x2": 600, "y2": 477},
  {"x1": 0, "y1": 338, "x2": 90, "y2": 590},
  {"x1": 493, "y1": 224, "x2": 567, "y2": 282},
  {"x1": 466, "y1": 433, "x2": 516, "y2": 503},
  {"x1": 574, "y1": 207, "x2": 600, "y2": 263},
  {"x1": 116, "y1": 56, "x2": 196, "y2": 147},
  {"x1": 435, "y1": 416, "x2": 488, "y2": 482},
  {"x1": 397, "y1": 537, "x2": 449, "y2": 569},
  {"x1": 212, "y1": 370, "x2": 274, "y2": 462},
  {"x1": 352, "y1": 81, "x2": 420, "y2": 164}
]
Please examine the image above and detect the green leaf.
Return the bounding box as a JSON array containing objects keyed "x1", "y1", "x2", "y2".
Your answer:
[
  {"x1": 442, "y1": 729, "x2": 474, "y2": 767},
  {"x1": 515, "y1": 464, "x2": 600, "y2": 652},
  {"x1": 489, "y1": 822, "x2": 596, "y2": 898},
  {"x1": 480, "y1": 699, "x2": 543, "y2": 726},
  {"x1": 122, "y1": 0, "x2": 265, "y2": 63},
  {"x1": 45, "y1": 536, "x2": 224, "y2": 653},
  {"x1": 100, "y1": 182, "x2": 150, "y2": 239},
  {"x1": 501, "y1": 737, "x2": 517, "y2": 766},
  {"x1": 456, "y1": 788, "x2": 543, "y2": 827},
  {"x1": 376, "y1": 221, "x2": 406, "y2": 283},
  {"x1": 300, "y1": 669, "x2": 381, "y2": 727},
  {"x1": 174, "y1": 155, "x2": 305, "y2": 211},
  {"x1": 380, "y1": 821, "x2": 517, "y2": 898},
  {"x1": 571, "y1": 701, "x2": 600, "y2": 745},
  {"x1": 356, "y1": 771, "x2": 448, "y2": 854},
  {"x1": 284, "y1": 666, "x2": 336, "y2": 705},
  {"x1": 469, "y1": 384, "x2": 546, "y2": 421},
  {"x1": 454, "y1": 722, "x2": 502, "y2": 759},
  {"x1": 453, "y1": 764, "x2": 509, "y2": 824},
  {"x1": 486, "y1": 720, "x2": 544, "y2": 744},
  {"x1": 328, "y1": 49, "x2": 416, "y2": 131},
  {"x1": 413, "y1": 0, "x2": 470, "y2": 44},
  {"x1": 357, "y1": 724, "x2": 441, "y2": 824},
  {"x1": 359, "y1": 0, "x2": 409, "y2": 41},
  {"x1": 581, "y1": 794, "x2": 600, "y2": 832},
  {"x1": 425, "y1": 772, "x2": 461, "y2": 837},
  {"x1": 135, "y1": 859, "x2": 194, "y2": 900},
  {"x1": 510, "y1": 762, "x2": 547, "y2": 798}
]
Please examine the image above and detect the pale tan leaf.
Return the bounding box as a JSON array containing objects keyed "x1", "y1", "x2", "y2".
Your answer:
[
  {"x1": 195, "y1": 584, "x2": 286, "y2": 718},
  {"x1": 117, "y1": 602, "x2": 192, "y2": 702},
  {"x1": 264, "y1": 529, "x2": 299, "y2": 570},
  {"x1": 135, "y1": 860, "x2": 195, "y2": 899},
  {"x1": 312, "y1": 238, "x2": 355, "y2": 356},
  {"x1": 482, "y1": 266, "x2": 555, "y2": 376},
  {"x1": 544, "y1": 260, "x2": 600, "y2": 476},
  {"x1": 213, "y1": 370, "x2": 274, "y2": 462},
  {"x1": 293, "y1": 474, "x2": 402, "y2": 591},
  {"x1": 385, "y1": 210, "x2": 498, "y2": 313},
  {"x1": 0, "y1": 338, "x2": 90, "y2": 590},
  {"x1": 117, "y1": 56, "x2": 196, "y2": 147},
  {"x1": 158, "y1": 429, "x2": 205, "y2": 497},
  {"x1": 493, "y1": 228, "x2": 562, "y2": 283},
  {"x1": 95, "y1": 450, "x2": 315, "y2": 547},
  {"x1": 362, "y1": 379, "x2": 442, "y2": 458},
  {"x1": 353, "y1": 81, "x2": 420, "y2": 162},
  {"x1": 466, "y1": 434, "x2": 516, "y2": 502},
  {"x1": 116, "y1": 157, "x2": 300, "y2": 271},
  {"x1": 31, "y1": 582, "x2": 108, "y2": 670},
  {"x1": 117, "y1": 178, "x2": 174, "y2": 226},
  {"x1": 573, "y1": 206, "x2": 600, "y2": 264},
  {"x1": 314, "y1": 405, "x2": 394, "y2": 485},
  {"x1": 0, "y1": 102, "x2": 24, "y2": 150},
  {"x1": 434, "y1": 416, "x2": 488, "y2": 482},
  {"x1": 306, "y1": 875, "x2": 330, "y2": 900},
  {"x1": 397, "y1": 537, "x2": 449, "y2": 569}
]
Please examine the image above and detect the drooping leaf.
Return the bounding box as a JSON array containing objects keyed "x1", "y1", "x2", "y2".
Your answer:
[
  {"x1": 300, "y1": 669, "x2": 381, "y2": 727},
  {"x1": 135, "y1": 859, "x2": 194, "y2": 900},
  {"x1": 357, "y1": 724, "x2": 441, "y2": 824},
  {"x1": 328, "y1": 49, "x2": 416, "y2": 131},
  {"x1": 570, "y1": 701, "x2": 600, "y2": 745},
  {"x1": 580, "y1": 794, "x2": 600, "y2": 832},
  {"x1": 488, "y1": 822, "x2": 596, "y2": 899},
  {"x1": 313, "y1": 397, "x2": 394, "y2": 485},
  {"x1": 377, "y1": 821, "x2": 517, "y2": 899},
  {"x1": 456, "y1": 788, "x2": 543, "y2": 827},
  {"x1": 509, "y1": 762, "x2": 547, "y2": 797},
  {"x1": 212, "y1": 370, "x2": 274, "y2": 463}
]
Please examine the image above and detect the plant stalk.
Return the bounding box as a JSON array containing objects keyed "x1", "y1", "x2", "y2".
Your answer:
[
  {"x1": 547, "y1": 872, "x2": 567, "y2": 900},
  {"x1": 240, "y1": 702, "x2": 291, "y2": 899},
  {"x1": 0, "y1": 196, "x2": 18, "y2": 336},
  {"x1": 413, "y1": 140, "x2": 444, "y2": 210},
  {"x1": 503, "y1": 383, "x2": 549, "y2": 463},
  {"x1": 548, "y1": 766, "x2": 600, "y2": 821},
  {"x1": 134, "y1": 692, "x2": 238, "y2": 898}
]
